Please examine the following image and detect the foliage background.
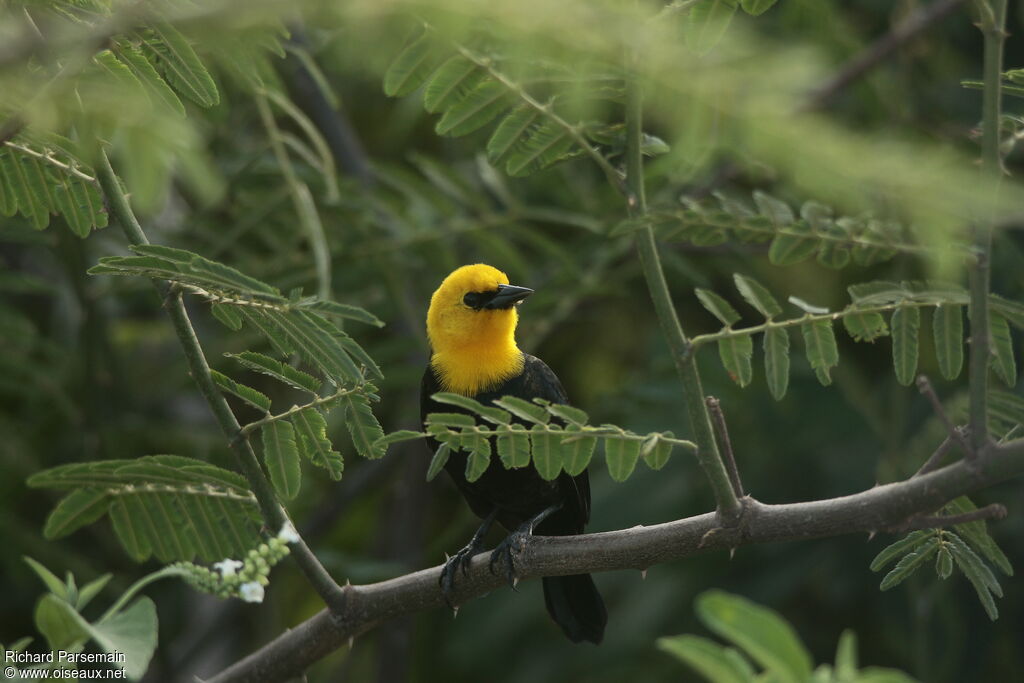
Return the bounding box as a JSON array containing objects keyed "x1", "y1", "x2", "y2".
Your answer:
[{"x1": 2, "y1": 0, "x2": 1024, "y2": 681}]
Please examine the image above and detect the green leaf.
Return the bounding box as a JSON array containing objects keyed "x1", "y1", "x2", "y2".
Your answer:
[
  {"x1": 142, "y1": 25, "x2": 219, "y2": 107},
  {"x1": 944, "y1": 496, "x2": 1013, "y2": 576},
  {"x1": 696, "y1": 288, "x2": 741, "y2": 326},
  {"x1": 834, "y1": 630, "x2": 857, "y2": 679},
  {"x1": 42, "y1": 488, "x2": 109, "y2": 539},
  {"x1": 259, "y1": 310, "x2": 360, "y2": 384},
  {"x1": 870, "y1": 530, "x2": 931, "y2": 571},
  {"x1": 344, "y1": 393, "x2": 386, "y2": 459},
  {"x1": 374, "y1": 430, "x2": 425, "y2": 448},
  {"x1": 879, "y1": 536, "x2": 940, "y2": 590},
  {"x1": 426, "y1": 442, "x2": 451, "y2": 481},
  {"x1": 463, "y1": 432, "x2": 492, "y2": 483},
  {"x1": 947, "y1": 534, "x2": 1000, "y2": 620},
  {"x1": 76, "y1": 573, "x2": 113, "y2": 612},
  {"x1": 545, "y1": 403, "x2": 589, "y2": 426},
  {"x1": 686, "y1": 0, "x2": 739, "y2": 56},
  {"x1": 657, "y1": 634, "x2": 755, "y2": 683},
  {"x1": 292, "y1": 408, "x2": 344, "y2": 480},
  {"x1": 562, "y1": 427, "x2": 598, "y2": 475},
  {"x1": 531, "y1": 425, "x2": 564, "y2": 480},
  {"x1": 931, "y1": 305, "x2": 963, "y2": 380},
  {"x1": 262, "y1": 420, "x2": 301, "y2": 500},
  {"x1": 801, "y1": 319, "x2": 838, "y2": 386},
  {"x1": 383, "y1": 33, "x2": 439, "y2": 97},
  {"x1": 497, "y1": 424, "x2": 531, "y2": 469},
  {"x1": 605, "y1": 436, "x2": 642, "y2": 482},
  {"x1": 487, "y1": 106, "x2": 541, "y2": 164},
  {"x1": 228, "y1": 351, "x2": 320, "y2": 394},
  {"x1": 763, "y1": 326, "x2": 790, "y2": 400},
  {"x1": 493, "y1": 396, "x2": 549, "y2": 424},
  {"x1": 84, "y1": 596, "x2": 158, "y2": 680},
  {"x1": 696, "y1": 590, "x2": 813, "y2": 683},
  {"x1": 768, "y1": 222, "x2": 816, "y2": 266},
  {"x1": 843, "y1": 310, "x2": 888, "y2": 342},
  {"x1": 504, "y1": 120, "x2": 575, "y2": 177},
  {"x1": 891, "y1": 307, "x2": 920, "y2": 386},
  {"x1": 741, "y1": 0, "x2": 778, "y2": 15},
  {"x1": 423, "y1": 55, "x2": 484, "y2": 113},
  {"x1": 211, "y1": 303, "x2": 243, "y2": 331},
  {"x1": 719, "y1": 335, "x2": 754, "y2": 387},
  {"x1": 752, "y1": 191, "x2": 794, "y2": 226},
  {"x1": 642, "y1": 432, "x2": 674, "y2": 470},
  {"x1": 35, "y1": 594, "x2": 87, "y2": 651},
  {"x1": 298, "y1": 299, "x2": 384, "y2": 327},
  {"x1": 435, "y1": 80, "x2": 508, "y2": 136},
  {"x1": 990, "y1": 294, "x2": 1024, "y2": 330},
  {"x1": 28, "y1": 456, "x2": 260, "y2": 563},
  {"x1": 936, "y1": 547, "x2": 953, "y2": 580},
  {"x1": 211, "y1": 370, "x2": 271, "y2": 412},
  {"x1": 989, "y1": 313, "x2": 1016, "y2": 387},
  {"x1": 426, "y1": 412, "x2": 477, "y2": 428},
  {"x1": 114, "y1": 42, "x2": 186, "y2": 115},
  {"x1": 734, "y1": 274, "x2": 782, "y2": 318},
  {"x1": 431, "y1": 392, "x2": 511, "y2": 424},
  {"x1": 24, "y1": 557, "x2": 67, "y2": 599}
]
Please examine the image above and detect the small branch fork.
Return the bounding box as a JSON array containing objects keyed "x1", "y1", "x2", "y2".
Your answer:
[
  {"x1": 916, "y1": 375, "x2": 974, "y2": 459},
  {"x1": 706, "y1": 397, "x2": 744, "y2": 498},
  {"x1": 895, "y1": 503, "x2": 1008, "y2": 532}
]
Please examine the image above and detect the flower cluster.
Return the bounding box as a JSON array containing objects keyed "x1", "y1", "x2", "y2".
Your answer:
[{"x1": 175, "y1": 522, "x2": 299, "y2": 603}]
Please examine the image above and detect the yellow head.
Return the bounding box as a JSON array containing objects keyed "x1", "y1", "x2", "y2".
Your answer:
[{"x1": 426, "y1": 264, "x2": 533, "y2": 396}]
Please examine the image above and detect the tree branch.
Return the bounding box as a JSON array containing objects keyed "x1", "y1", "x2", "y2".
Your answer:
[
  {"x1": 206, "y1": 437, "x2": 1024, "y2": 683},
  {"x1": 624, "y1": 56, "x2": 742, "y2": 523},
  {"x1": 96, "y1": 151, "x2": 348, "y2": 614},
  {"x1": 706, "y1": 397, "x2": 744, "y2": 497},
  {"x1": 896, "y1": 503, "x2": 1007, "y2": 531},
  {"x1": 968, "y1": 0, "x2": 1007, "y2": 450},
  {"x1": 916, "y1": 375, "x2": 973, "y2": 457}
]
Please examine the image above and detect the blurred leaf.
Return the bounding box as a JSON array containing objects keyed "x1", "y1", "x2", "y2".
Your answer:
[
  {"x1": 696, "y1": 288, "x2": 742, "y2": 327},
  {"x1": 696, "y1": 590, "x2": 813, "y2": 683},
  {"x1": 686, "y1": 0, "x2": 738, "y2": 56},
  {"x1": 933, "y1": 305, "x2": 964, "y2": 380},
  {"x1": 763, "y1": 326, "x2": 790, "y2": 400},
  {"x1": 988, "y1": 314, "x2": 1016, "y2": 386},
  {"x1": 383, "y1": 32, "x2": 439, "y2": 97},
  {"x1": 658, "y1": 634, "x2": 755, "y2": 683},
  {"x1": 890, "y1": 307, "x2": 920, "y2": 386},
  {"x1": 262, "y1": 420, "x2": 301, "y2": 500}
]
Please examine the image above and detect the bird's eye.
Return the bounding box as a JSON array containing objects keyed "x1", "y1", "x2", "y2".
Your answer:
[{"x1": 463, "y1": 292, "x2": 487, "y2": 309}]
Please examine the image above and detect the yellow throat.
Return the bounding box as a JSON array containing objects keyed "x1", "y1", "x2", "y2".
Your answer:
[{"x1": 426, "y1": 264, "x2": 526, "y2": 396}]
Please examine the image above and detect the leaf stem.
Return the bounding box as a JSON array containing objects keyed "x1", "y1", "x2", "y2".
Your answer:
[
  {"x1": 256, "y1": 91, "x2": 332, "y2": 301},
  {"x1": 96, "y1": 151, "x2": 348, "y2": 614},
  {"x1": 624, "y1": 61, "x2": 742, "y2": 523},
  {"x1": 238, "y1": 385, "x2": 364, "y2": 440},
  {"x1": 450, "y1": 41, "x2": 628, "y2": 197},
  {"x1": 98, "y1": 566, "x2": 188, "y2": 624},
  {"x1": 968, "y1": 0, "x2": 1007, "y2": 451}
]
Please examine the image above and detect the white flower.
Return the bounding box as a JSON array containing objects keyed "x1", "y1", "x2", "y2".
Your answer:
[
  {"x1": 239, "y1": 581, "x2": 265, "y2": 603},
  {"x1": 277, "y1": 520, "x2": 301, "y2": 544},
  {"x1": 213, "y1": 559, "x2": 243, "y2": 577}
]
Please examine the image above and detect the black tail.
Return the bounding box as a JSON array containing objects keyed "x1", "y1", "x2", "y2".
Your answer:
[{"x1": 542, "y1": 574, "x2": 607, "y2": 644}]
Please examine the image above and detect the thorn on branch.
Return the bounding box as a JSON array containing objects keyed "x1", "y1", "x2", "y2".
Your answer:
[
  {"x1": 916, "y1": 375, "x2": 975, "y2": 459},
  {"x1": 897, "y1": 503, "x2": 1008, "y2": 532},
  {"x1": 706, "y1": 397, "x2": 744, "y2": 498}
]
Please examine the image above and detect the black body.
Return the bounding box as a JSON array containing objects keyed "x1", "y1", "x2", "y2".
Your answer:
[{"x1": 422, "y1": 353, "x2": 607, "y2": 644}]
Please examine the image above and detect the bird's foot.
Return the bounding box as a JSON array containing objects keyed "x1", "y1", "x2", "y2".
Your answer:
[
  {"x1": 439, "y1": 510, "x2": 497, "y2": 608},
  {"x1": 488, "y1": 503, "x2": 562, "y2": 589}
]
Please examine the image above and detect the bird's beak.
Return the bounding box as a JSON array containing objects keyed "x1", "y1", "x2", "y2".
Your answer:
[{"x1": 484, "y1": 284, "x2": 534, "y2": 309}]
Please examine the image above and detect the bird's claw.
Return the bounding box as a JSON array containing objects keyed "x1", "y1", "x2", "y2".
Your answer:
[
  {"x1": 439, "y1": 543, "x2": 477, "y2": 607},
  {"x1": 489, "y1": 528, "x2": 529, "y2": 590}
]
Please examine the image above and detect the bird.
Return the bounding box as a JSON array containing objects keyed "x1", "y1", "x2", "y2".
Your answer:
[{"x1": 421, "y1": 263, "x2": 607, "y2": 645}]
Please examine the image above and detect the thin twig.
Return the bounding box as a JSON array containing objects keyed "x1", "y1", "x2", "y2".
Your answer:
[
  {"x1": 450, "y1": 40, "x2": 628, "y2": 197},
  {"x1": 624, "y1": 52, "x2": 742, "y2": 523},
  {"x1": 803, "y1": 0, "x2": 968, "y2": 111},
  {"x1": 914, "y1": 434, "x2": 956, "y2": 478},
  {"x1": 898, "y1": 503, "x2": 1008, "y2": 531},
  {"x1": 236, "y1": 385, "x2": 364, "y2": 441},
  {"x1": 96, "y1": 150, "x2": 349, "y2": 615},
  {"x1": 968, "y1": 0, "x2": 1007, "y2": 451},
  {"x1": 916, "y1": 375, "x2": 973, "y2": 457},
  {"x1": 706, "y1": 397, "x2": 743, "y2": 497}
]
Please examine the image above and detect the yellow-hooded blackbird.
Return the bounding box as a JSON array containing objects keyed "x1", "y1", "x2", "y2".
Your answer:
[{"x1": 421, "y1": 263, "x2": 606, "y2": 644}]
